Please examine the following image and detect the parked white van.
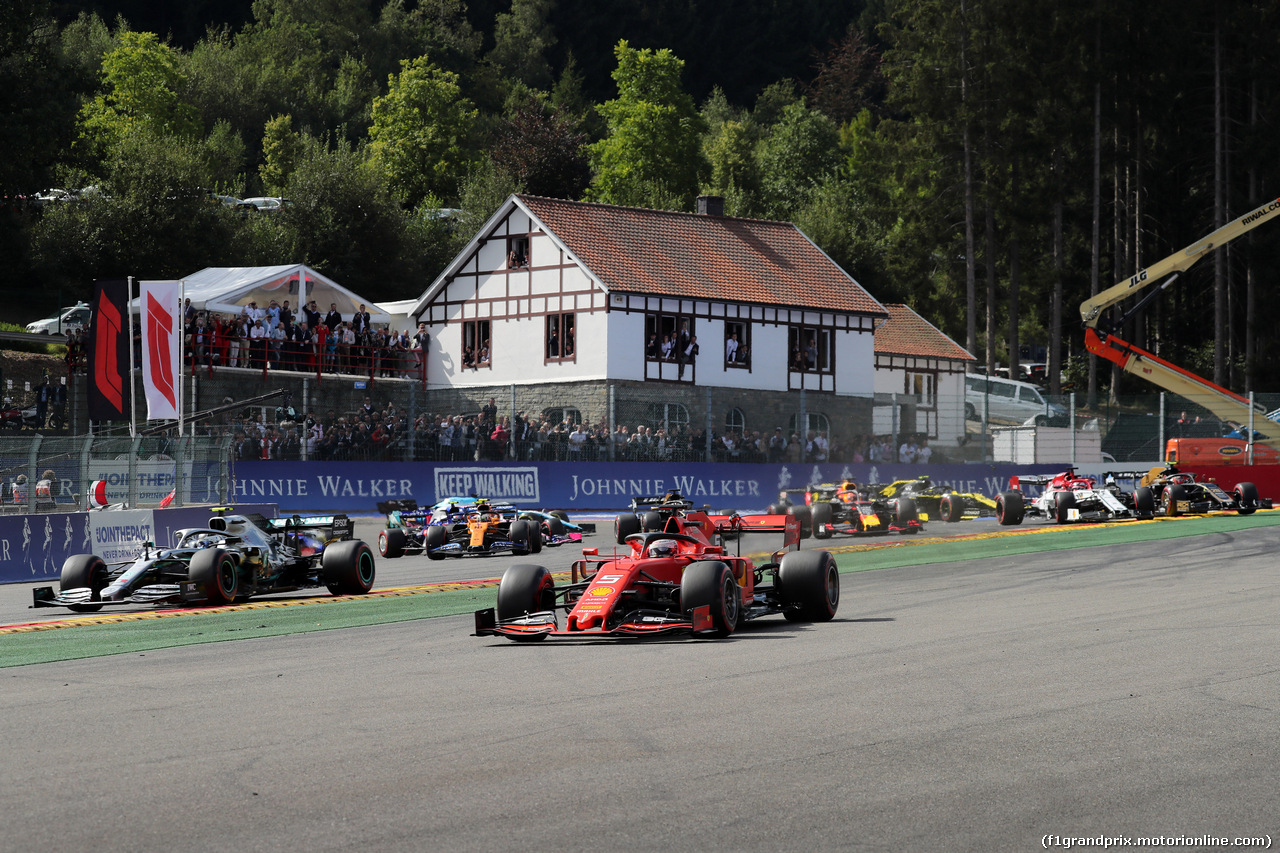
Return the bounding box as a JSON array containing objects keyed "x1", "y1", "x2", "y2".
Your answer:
[{"x1": 965, "y1": 373, "x2": 1066, "y2": 424}]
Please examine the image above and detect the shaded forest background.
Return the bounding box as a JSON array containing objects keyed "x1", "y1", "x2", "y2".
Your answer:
[{"x1": 4, "y1": 0, "x2": 1280, "y2": 399}]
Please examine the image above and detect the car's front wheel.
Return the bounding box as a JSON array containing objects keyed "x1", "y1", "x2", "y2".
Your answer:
[
  {"x1": 496, "y1": 564, "x2": 554, "y2": 642},
  {"x1": 378, "y1": 528, "x2": 407, "y2": 559},
  {"x1": 425, "y1": 524, "x2": 447, "y2": 560},
  {"x1": 777, "y1": 549, "x2": 840, "y2": 623},
  {"x1": 1055, "y1": 491, "x2": 1077, "y2": 524},
  {"x1": 940, "y1": 494, "x2": 963, "y2": 523},
  {"x1": 60, "y1": 554, "x2": 108, "y2": 612},
  {"x1": 811, "y1": 502, "x2": 833, "y2": 539},
  {"x1": 1234, "y1": 482, "x2": 1259, "y2": 515},
  {"x1": 189, "y1": 547, "x2": 240, "y2": 605},
  {"x1": 996, "y1": 490, "x2": 1025, "y2": 525},
  {"x1": 682, "y1": 560, "x2": 740, "y2": 638}
]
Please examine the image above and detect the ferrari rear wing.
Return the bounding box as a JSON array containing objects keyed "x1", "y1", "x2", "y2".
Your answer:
[{"x1": 708, "y1": 512, "x2": 802, "y2": 551}]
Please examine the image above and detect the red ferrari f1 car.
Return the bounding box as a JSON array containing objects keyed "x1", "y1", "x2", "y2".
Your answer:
[{"x1": 474, "y1": 507, "x2": 839, "y2": 641}]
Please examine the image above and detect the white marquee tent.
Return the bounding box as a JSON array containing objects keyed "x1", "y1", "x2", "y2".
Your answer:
[{"x1": 168, "y1": 265, "x2": 390, "y2": 323}]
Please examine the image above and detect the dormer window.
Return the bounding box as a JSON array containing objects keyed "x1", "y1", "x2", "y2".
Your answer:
[{"x1": 506, "y1": 236, "x2": 529, "y2": 268}]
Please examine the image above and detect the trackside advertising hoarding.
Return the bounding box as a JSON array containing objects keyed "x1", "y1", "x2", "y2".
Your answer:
[{"x1": 226, "y1": 460, "x2": 1171, "y2": 513}]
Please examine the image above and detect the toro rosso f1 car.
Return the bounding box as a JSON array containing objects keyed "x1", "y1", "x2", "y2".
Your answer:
[
  {"x1": 474, "y1": 508, "x2": 839, "y2": 641},
  {"x1": 32, "y1": 512, "x2": 375, "y2": 611}
]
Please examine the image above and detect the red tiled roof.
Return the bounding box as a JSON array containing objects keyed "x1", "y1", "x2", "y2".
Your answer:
[
  {"x1": 875, "y1": 304, "x2": 974, "y2": 362},
  {"x1": 518, "y1": 195, "x2": 886, "y2": 315}
]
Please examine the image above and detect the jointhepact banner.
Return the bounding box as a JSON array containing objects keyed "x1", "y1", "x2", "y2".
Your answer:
[{"x1": 140, "y1": 281, "x2": 180, "y2": 421}]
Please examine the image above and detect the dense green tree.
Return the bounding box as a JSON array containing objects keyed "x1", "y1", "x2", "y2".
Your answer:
[
  {"x1": 587, "y1": 40, "x2": 706, "y2": 210},
  {"x1": 368, "y1": 55, "x2": 479, "y2": 206},
  {"x1": 78, "y1": 31, "x2": 200, "y2": 156},
  {"x1": 259, "y1": 114, "x2": 304, "y2": 194},
  {"x1": 488, "y1": 0, "x2": 557, "y2": 91},
  {"x1": 755, "y1": 101, "x2": 840, "y2": 221}
]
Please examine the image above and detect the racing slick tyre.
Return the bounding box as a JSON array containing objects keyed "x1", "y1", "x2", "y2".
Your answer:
[
  {"x1": 1134, "y1": 487, "x2": 1156, "y2": 520},
  {"x1": 1055, "y1": 491, "x2": 1077, "y2": 524},
  {"x1": 768, "y1": 499, "x2": 792, "y2": 515},
  {"x1": 787, "y1": 505, "x2": 812, "y2": 539},
  {"x1": 510, "y1": 520, "x2": 537, "y2": 555},
  {"x1": 615, "y1": 513, "x2": 641, "y2": 544},
  {"x1": 545, "y1": 516, "x2": 566, "y2": 537},
  {"x1": 811, "y1": 502, "x2": 834, "y2": 539},
  {"x1": 424, "y1": 524, "x2": 447, "y2": 560},
  {"x1": 996, "y1": 490, "x2": 1025, "y2": 526},
  {"x1": 940, "y1": 493, "x2": 964, "y2": 523},
  {"x1": 496, "y1": 563, "x2": 555, "y2": 642},
  {"x1": 682, "y1": 560, "x2": 740, "y2": 639},
  {"x1": 640, "y1": 511, "x2": 664, "y2": 532},
  {"x1": 895, "y1": 498, "x2": 920, "y2": 532},
  {"x1": 189, "y1": 547, "x2": 240, "y2": 606},
  {"x1": 1234, "y1": 482, "x2": 1259, "y2": 515},
  {"x1": 322, "y1": 540, "x2": 376, "y2": 596},
  {"x1": 60, "y1": 554, "x2": 109, "y2": 612},
  {"x1": 378, "y1": 528, "x2": 407, "y2": 559},
  {"x1": 550, "y1": 510, "x2": 571, "y2": 523},
  {"x1": 1165, "y1": 483, "x2": 1189, "y2": 517},
  {"x1": 777, "y1": 549, "x2": 840, "y2": 623}
]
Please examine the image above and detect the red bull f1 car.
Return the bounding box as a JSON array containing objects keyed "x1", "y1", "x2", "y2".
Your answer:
[
  {"x1": 770, "y1": 481, "x2": 923, "y2": 539},
  {"x1": 474, "y1": 508, "x2": 839, "y2": 641},
  {"x1": 32, "y1": 512, "x2": 375, "y2": 611}
]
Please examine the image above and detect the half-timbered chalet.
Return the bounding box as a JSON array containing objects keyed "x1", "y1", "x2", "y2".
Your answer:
[
  {"x1": 872, "y1": 303, "x2": 975, "y2": 441},
  {"x1": 410, "y1": 194, "x2": 888, "y2": 402}
]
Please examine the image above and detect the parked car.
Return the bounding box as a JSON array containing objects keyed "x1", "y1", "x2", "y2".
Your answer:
[
  {"x1": 25, "y1": 303, "x2": 91, "y2": 336},
  {"x1": 965, "y1": 373, "x2": 1066, "y2": 424},
  {"x1": 238, "y1": 196, "x2": 293, "y2": 212}
]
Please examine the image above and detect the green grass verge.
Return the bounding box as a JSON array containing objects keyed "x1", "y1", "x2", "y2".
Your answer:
[{"x1": 6, "y1": 512, "x2": 1279, "y2": 668}]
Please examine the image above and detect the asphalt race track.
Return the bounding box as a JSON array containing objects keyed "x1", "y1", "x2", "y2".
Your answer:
[{"x1": 3, "y1": 515, "x2": 1279, "y2": 851}]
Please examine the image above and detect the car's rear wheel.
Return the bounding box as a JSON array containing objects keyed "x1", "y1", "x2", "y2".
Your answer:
[
  {"x1": 322, "y1": 540, "x2": 376, "y2": 595},
  {"x1": 189, "y1": 547, "x2": 240, "y2": 605},
  {"x1": 1134, "y1": 487, "x2": 1155, "y2": 519},
  {"x1": 425, "y1": 524, "x2": 447, "y2": 559},
  {"x1": 60, "y1": 554, "x2": 108, "y2": 612},
  {"x1": 614, "y1": 513, "x2": 641, "y2": 544},
  {"x1": 768, "y1": 500, "x2": 791, "y2": 515},
  {"x1": 778, "y1": 549, "x2": 839, "y2": 622},
  {"x1": 378, "y1": 528, "x2": 407, "y2": 558},
  {"x1": 1055, "y1": 491, "x2": 1077, "y2": 524},
  {"x1": 940, "y1": 494, "x2": 963, "y2": 523},
  {"x1": 496, "y1": 564, "x2": 555, "y2": 642},
  {"x1": 550, "y1": 510, "x2": 571, "y2": 523},
  {"x1": 811, "y1": 502, "x2": 833, "y2": 539},
  {"x1": 640, "y1": 511, "x2": 663, "y2": 532},
  {"x1": 682, "y1": 560, "x2": 739, "y2": 638},
  {"x1": 1165, "y1": 483, "x2": 1188, "y2": 517},
  {"x1": 1234, "y1": 482, "x2": 1259, "y2": 515},
  {"x1": 996, "y1": 490, "x2": 1025, "y2": 525},
  {"x1": 788, "y1": 505, "x2": 812, "y2": 539}
]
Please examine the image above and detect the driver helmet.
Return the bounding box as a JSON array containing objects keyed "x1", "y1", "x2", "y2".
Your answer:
[
  {"x1": 647, "y1": 538, "x2": 679, "y2": 558},
  {"x1": 197, "y1": 535, "x2": 219, "y2": 549}
]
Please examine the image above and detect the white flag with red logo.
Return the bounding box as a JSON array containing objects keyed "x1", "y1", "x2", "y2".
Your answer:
[{"x1": 140, "y1": 281, "x2": 181, "y2": 420}]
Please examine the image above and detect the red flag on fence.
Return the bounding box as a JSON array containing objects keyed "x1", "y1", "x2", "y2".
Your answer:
[{"x1": 87, "y1": 280, "x2": 129, "y2": 421}]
